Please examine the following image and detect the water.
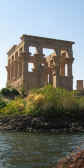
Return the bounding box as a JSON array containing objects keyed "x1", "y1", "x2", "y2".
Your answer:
[{"x1": 0, "y1": 132, "x2": 84, "y2": 168}]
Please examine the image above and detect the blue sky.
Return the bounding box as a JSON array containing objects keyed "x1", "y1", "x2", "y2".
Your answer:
[{"x1": 0, "y1": 0, "x2": 83, "y2": 89}]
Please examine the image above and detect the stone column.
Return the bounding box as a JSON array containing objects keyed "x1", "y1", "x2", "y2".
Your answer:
[
  {"x1": 19, "y1": 61, "x2": 22, "y2": 77},
  {"x1": 16, "y1": 56, "x2": 21, "y2": 79},
  {"x1": 54, "y1": 48, "x2": 61, "y2": 56},
  {"x1": 18, "y1": 61, "x2": 20, "y2": 78},
  {"x1": 24, "y1": 42, "x2": 29, "y2": 53},
  {"x1": 22, "y1": 52, "x2": 28, "y2": 76},
  {"x1": 12, "y1": 62, "x2": 15, "y2": 80},
  {"x1": 67, "y1": 47, "x2": 73, "y2": 57},
  {"x1": 50, "y1": 48, "x2": 61, "y2": 88},
  {"x1": 68, "y1": 62, "x2": 72, "y2": 77},
  {"x1": 8, "y1": 64, "x2": 11, "y2": 81},
  {"x1": 34, "y1": 46, "x2": 44, "y2": 72},
  {"x1": 7, "y1": 60, "x2": 11, "y2": 81},
  {"x1": 14, "y1": 60, "x2": 17, "y2": 80},
  {"x1": 8, "y1": 69, "x2": 10, "y2": 81},
  {"x1": 11, "y1": 62, "x2": 13, "y2": 81},
  {"x1": 13, "y1": 61, "x2": 15, "y2": 80},
  {"x1": 60, "y1": 63, "x2": 65, "y2": 76},
  {"x1": 16, "y1": 60, "x2": 18, "y2": 79},
  {"x1": 17, "y1": 62, "x2": 20, "y2": 78}
]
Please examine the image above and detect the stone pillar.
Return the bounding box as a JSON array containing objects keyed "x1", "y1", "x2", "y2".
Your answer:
[
  {"x1": 67, "y1": 47, "x2": 73, "y2": 57},
  {"x1": 24, "y1": 42, "x2": 30, "y2": 53},
  {"x1": 60, "y1": 63, "x2": 65, "y2": 76},
  {"x1": 53, "y1": 76, "x2": 56, "y2": 88},
  {"x1": 22, "y1": 52, "x2": 28, "y2": 77},
  {"x1": 16, "y1": 56, "x2": 21, "y2": 79},
  {"x1": 11, "y1": 62, "x2": 13, "y2": 81},
  {"x1": 12, "y1": 62, "x2": 15, "y2": 80},
  {"x1": 19, "y1": 61, "x2": 22, "y2": 77},
  {"x1": 34, "y1": 46, "x2": 44, "y2": 72},
  {"x1": 18, "y1": 62, "x2": 20, "y2": 78},
  {"x1": 8, "y1": 69, "x2": 10, "y2": 81},
  {"x1": 14, "y1": 60, "x2": 17, "y2": 80},
  {"x1": 13, "y1": 61, "x2": 15, "y2": 80},
  {"x1": 26, "y1": 46, "x2": 29, "y2": 54},
  {"x1": 68, "y1": 57, "x2": 74, "y2": 77},
  {"x1": 49, "y1": 54, "x2": 60, "y2": 88},
  {"x1": 77, "y1": 80, "x2": 83, "y2": 90},
  {"x1": 18, "y1": 60, "x2": 20, "y2": 78},
  {"x1": 9, "y1": 63, "x2": 11, "y2": 81},
  {"x1": 17, "y1": 61, "x2": 19, "y2": 78},
  {"x1": 68, "y1": 63, "x2": 72, "y2": 77},
  {"x1": 7, "y1": 60, "x2": 11, "y2": 81},
  {"x1": 54, "y1": 48, "x2": 61, "y2": 56}
]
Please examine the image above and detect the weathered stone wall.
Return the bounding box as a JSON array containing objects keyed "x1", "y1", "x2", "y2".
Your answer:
[
  {"x1": 77, "y1": 80, "x2": 84, "y2": 90},
  {"x1": 6, "y1": 35, "x2": 74, "y2": 94}
]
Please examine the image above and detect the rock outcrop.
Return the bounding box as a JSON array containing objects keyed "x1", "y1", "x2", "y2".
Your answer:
[{"x1": 56, "y1": 150, "x2": 84, "y2": 168}]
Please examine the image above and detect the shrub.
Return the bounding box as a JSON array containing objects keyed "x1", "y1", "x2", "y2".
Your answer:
[
  {"x1": 77, "y1": 97, "x2": 84, "y2": 122},
  {"x1": 62, "y1": 95, "x2": 79, "y2": 121},
  {"x1": 0, "y1": 98, "x2": 7, "y2": 109},
  {"x1": 26, "y1": 86, "x2": 68, "y2": 118},
  {"x1": 1, "y1": 88, "x2": 10, "y2": 97},
  {"x1": 10, "y1": 88, "x2": 20, "y2": 97},
  {"x1": 78, "y1": 97, "x2": 84, "y2": 111},
  {"x1": 0, "y1": 85, "x2": 84, "y2": 123},
  {"x1": 0, "y1": 98, "x2": 26, "y2": 116},
  {"x1": 20, "y1": 86, "x2": 26, "y2": 97},
  {"x1": 1, "y1": 88, "x2": 20, "y2": 99},
  {"x1": 26, "y1": 93, "x2": 45, "y2": 116},
  {"x1": 25, "y1": 85, "x2": 81, "y2": 120}
]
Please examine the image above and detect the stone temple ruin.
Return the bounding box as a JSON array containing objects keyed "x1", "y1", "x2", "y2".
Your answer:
[{"x1": 6, "y1": 35, "x2": 74, "y2": 94}]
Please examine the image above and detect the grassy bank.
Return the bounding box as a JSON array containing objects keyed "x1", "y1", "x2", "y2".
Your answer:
[{"x1": 0, "y1": 85, "x2": 84, "y2": 128}]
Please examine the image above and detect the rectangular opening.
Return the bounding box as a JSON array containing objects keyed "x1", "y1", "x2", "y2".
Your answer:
[
  {"x1": 43, "y1": 48, "x2": 55, "y2": 57},
  {"x1": 29, "y1": 46, "x2": 36, "y2": 56},
  {"x1": 28, "y1": 63, "x2": 34, "y2": 72}
]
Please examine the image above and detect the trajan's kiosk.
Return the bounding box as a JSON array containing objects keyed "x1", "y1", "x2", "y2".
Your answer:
[{"x1": 6, "y1": 35, "x2": 74, "y2": 94}]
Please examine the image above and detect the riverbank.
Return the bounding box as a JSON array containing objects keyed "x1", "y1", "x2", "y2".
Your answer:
[
  {"x1": 0, "y1": 86, "x2": 84, "y2": 133},
  {"x1": 0, "y1": 115, "x2": 84, "y2": 133}
]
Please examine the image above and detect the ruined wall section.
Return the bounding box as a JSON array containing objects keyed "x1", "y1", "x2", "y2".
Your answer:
[
  {"x1": 6, "y1": 35, "x2": 75, "y2": 94},
  {"x1": 46, "y1": 46, "x2": 74, "y2": 90},
  {"x1": 22, "y1": 38, "x2": 49, "y2": 94},
  {"x1": 6, "y1": 40, "x2": 25, "y2": 91},
  {"x1": 77, "y1": 80, "x2": 84, "y2": 90}
]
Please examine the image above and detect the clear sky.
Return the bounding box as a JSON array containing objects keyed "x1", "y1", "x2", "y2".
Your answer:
[{"x1": 0, "y1": 0, "x2": 83, "y2": 89}]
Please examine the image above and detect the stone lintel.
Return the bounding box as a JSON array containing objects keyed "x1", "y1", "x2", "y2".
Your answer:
[{"x1": 21, "y1": 34, "x2": 75, "y2": 45}]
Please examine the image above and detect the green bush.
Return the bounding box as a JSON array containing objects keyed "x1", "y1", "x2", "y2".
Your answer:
[
  {"x1": 0, "y1": 85, "x2": 84, "y2": 123},
  {"x1": 26, "y1": 85, "x2": 72, "y2": 118},
  {"x1": 25, "y1": 85, "x2": 83, "y2": 121},
  {"x1": 1, "y1": 88, "x2": 20, "y2": 99},
  {"x1": 0, "y1": 98, "x2": 7, "y2": 109},
  {"x1": 0, "y1": 98, "x2": 26, "y2": 116},
  {"x1": 1, "y1": 88, "x2": 10, "y2": 97}
]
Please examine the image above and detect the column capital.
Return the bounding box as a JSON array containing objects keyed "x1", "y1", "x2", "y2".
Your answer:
[
  {"x1": 54, "y1": 48, "x2": 61, "y2": 56},
  {"x1": 35, "y1": 46, "x2": 43, "y2": 55}
]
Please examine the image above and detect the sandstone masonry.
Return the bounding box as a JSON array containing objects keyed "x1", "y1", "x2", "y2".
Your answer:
[{"x1": 6, "y1": 35, "x2": 74, "y2": 94}]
